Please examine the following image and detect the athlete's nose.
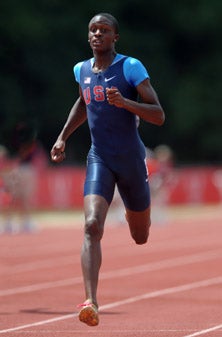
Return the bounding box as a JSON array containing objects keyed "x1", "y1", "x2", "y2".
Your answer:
[{"x1": 95, "y1": 28, "x2": 102, "y2": 36}]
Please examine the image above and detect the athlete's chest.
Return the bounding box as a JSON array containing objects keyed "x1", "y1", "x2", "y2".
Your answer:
[{"x1": 80, "y1": 62, "x2": 132, "y2": 106}]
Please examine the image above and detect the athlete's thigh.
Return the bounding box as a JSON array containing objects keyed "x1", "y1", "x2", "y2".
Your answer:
[
  {"x1": 84, "y1": 148, "x2": 116, "y2": 205},
  {"x1": 84, "y1": 194, "x2": 109, "y2": 218},
  {"x1": 126, "y1": 206, "x2": 151, "y2": 229},
  {"x1": 117, "y1": 152, "x2": 150, "y2": 212}
]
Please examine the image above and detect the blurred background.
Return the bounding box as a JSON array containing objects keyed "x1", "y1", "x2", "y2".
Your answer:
[{"x1": 0, "y1": 0, "x2": 222, "y2": 231}]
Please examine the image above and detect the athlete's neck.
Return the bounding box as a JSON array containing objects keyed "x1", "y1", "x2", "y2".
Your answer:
[{"x1": 92, "y1": 51, "x2": 117, "y2": 73}]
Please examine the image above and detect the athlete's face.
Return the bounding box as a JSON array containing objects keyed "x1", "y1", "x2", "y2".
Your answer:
[{"x1": 88, "y1": 15, "x2": 119, "y2": 53}]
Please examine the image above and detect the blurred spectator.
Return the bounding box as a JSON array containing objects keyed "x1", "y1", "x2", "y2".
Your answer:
[
  {"x1": 0, "y1": 145, "x2": 14, "y2": 233},
  {"x1": 147, "y1": 144, "x2": 174, "y2": 225},
  {"x1": 0, "y1": 122, "x2": 48, "y2": 233}
]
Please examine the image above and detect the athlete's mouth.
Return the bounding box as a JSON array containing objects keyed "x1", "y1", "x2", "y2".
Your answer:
[{"x1": 92, "y1": 39, "x2": 103, "y2": 45}]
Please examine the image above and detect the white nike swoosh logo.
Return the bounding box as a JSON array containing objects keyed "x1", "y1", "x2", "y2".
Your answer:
[{"x1": 105, "y1": 76, "x2": 116, "y2": 82}]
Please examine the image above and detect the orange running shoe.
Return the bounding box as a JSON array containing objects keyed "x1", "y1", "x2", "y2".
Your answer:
[{"x1": 78, "y1": 301, "x2": 99, "y2": 326}]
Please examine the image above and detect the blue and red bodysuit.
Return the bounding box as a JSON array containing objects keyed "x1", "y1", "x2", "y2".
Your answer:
[{"x1": 74, "y1": 54, "x2": 151, "y2": 211}]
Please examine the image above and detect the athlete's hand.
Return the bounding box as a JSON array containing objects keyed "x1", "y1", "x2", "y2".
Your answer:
[
  {"x1": 106, "y1": 88, "x2": 125, "y2": 108},
  {"x1": 51, "y1": 139, "x2": 66, "y2": 163}
]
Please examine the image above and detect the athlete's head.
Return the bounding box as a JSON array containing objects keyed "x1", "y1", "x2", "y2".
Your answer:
[
  {"x1": 88, "y1": 13, "x2": 120, "y2": 52},
  {"x1": 89, "y1": 13, "x2": 119, "y2": 34}
]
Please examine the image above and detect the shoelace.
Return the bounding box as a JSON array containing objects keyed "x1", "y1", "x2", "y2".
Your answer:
[{"x1": 77, "y1": 302, "x2": 98, "y2": 310}]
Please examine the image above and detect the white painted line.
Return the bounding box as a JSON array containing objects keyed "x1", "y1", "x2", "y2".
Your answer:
[
  {"x1": 182, "y1": 324, "x2": 222, "y2": 337},
  {"x1": 101, "y1": 248, "x2": 222, "y2": 279},
  {"x1": 0, "y1": 313, "x2": 76, "y2": 334},
  {"x1": 0, "y1": 248, "x2": 221, "y2": 296},
  {"x1": 0, "y1": 242, "x2": 75, "y2": 259},
  {"x1": 0, "y1": 276, "x2": 221, "y2": 334},
  {"x1": 0, "y1": 277, "x2": 82, "y2": 296},
  {"x1": 1, "y1": 255, "x2": 78, "y2": 274},
  {"x1": 99, "y1": 276, "x2": 222, "y2": 311}
]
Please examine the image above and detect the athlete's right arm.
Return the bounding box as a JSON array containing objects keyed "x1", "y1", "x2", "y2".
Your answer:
[{"x1": 51, "y1": 87, "x2": 87, "y2": 163}]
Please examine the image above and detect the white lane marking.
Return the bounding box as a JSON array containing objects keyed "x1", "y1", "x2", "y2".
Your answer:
[
  {"x1": 0, "y1": 276, "x2": 221, "y2": 334},
  {"x1": 0, "y1": 313, "x2": 75, "y2": 334},
  {"x1": 1, "y1": 235, "x2": 220, "y2": 275},
  {"x1": 182, "y1": 324, "x2": 222, "y2": 337},
  {"x1": 0, "y1": 249, "x2": 221, "y2": 296},
  {"x1": 0, "y1": 242, "x2": 75, "y2": 259},
  {"x1": 1, "y1": 255, "x2": 78, "y2": 274}
]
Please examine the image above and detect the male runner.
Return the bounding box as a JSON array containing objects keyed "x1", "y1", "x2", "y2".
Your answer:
[{"x1": 51, "y1": 12, "x2": 165, "y2": 326}]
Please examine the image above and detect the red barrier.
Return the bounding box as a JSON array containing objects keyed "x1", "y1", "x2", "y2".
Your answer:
[
  {"x1": 34, "y1": 167, "x2": 85, "y2": 209},
  {"x1": 24, "y1": 166, "x2": 222, "y2": 209},
  {"x1": 167, "y1": 167, "x2": 222, "y2": 204}
]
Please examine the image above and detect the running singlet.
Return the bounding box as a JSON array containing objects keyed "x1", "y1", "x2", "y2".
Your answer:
[{"x1": 74, "y1": 54, "x2": 150, "y2": 156}]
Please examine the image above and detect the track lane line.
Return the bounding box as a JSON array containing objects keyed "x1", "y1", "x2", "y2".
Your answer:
[
  {"x1": 182, "y1": 324, "x2": 222, "y2": 337},
  {"x1": 0, "y1": 255, "x2": 78, "y2": 274},
  {"x1": 0, "y1": 248, "x2": 221, "y2": 296},
  {"x1": 0, "y1": 276, "x2": 221, "y2": 334}
]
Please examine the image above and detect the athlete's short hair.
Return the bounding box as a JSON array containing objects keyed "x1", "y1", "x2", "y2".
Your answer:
[{"x1": 90, "y1": 13, "x2": 119, "y2": 34}]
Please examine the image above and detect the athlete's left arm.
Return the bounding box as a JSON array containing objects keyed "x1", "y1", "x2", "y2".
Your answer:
[{"x1": 106, "y1": 79, "x2": 165, "y2": 126}]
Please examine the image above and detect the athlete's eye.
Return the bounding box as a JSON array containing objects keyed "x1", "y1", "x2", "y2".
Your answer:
[{"x1": 90, "y1": 26, "x2": 109, "y2": 34}]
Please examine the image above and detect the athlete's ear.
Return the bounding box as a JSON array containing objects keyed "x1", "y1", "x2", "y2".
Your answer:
[{"x1": 114, "y1": 34, "x2": 120, "y2": 43}]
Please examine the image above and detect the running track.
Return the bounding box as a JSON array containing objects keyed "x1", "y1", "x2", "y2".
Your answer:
[{"x1": 0, "y1": 205, "x2": 221, "y2": 336}]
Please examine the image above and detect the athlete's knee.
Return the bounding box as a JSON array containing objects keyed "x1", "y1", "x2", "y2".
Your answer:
[
  {"x1": 132, "y1": 225, "x2": 150, "y2": 245},
  {"x1": 132, "y1": 217, "x2": 151, "y2": 245},
  {"x1": 84, "y1": 216, "x2": 103, "y2": 240},
  {"x1": 126, "y1": 209, "x2": 151, "y2": 245}
]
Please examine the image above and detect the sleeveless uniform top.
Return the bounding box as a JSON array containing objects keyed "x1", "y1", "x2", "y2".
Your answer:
[{"x1": 74, "y1": 54, "x2": 150, "y2": 157}]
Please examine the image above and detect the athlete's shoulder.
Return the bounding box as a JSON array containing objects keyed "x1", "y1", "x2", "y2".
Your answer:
[
  {"x1": 73, "y1": 58, "x2": 93, "y2": 83},
  {"x1": 114, "y1": 54, "x2": 144, "y2": 66},
  {"x1": 112, "y1": 53, "x2": 127, "y2": 63},
  {"x1": 121, "y1": 55, "x2": 150, "y2": 86}
]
